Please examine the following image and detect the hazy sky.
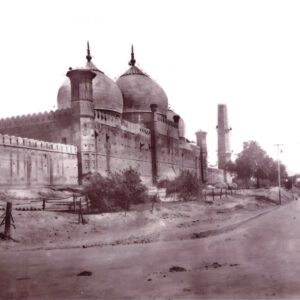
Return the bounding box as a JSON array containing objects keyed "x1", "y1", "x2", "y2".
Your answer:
[{"x1": 0, "y1": 0, "x2": 300, "y2": 173}]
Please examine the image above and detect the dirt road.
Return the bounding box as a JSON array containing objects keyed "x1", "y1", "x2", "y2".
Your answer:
[{"x1": 0, "y1": 197, "x2": 300, "y2": 299}]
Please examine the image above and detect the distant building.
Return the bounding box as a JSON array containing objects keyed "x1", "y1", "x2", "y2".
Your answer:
[{"x1": 0, "y1": 44, "x2": 208, "y2": 186}]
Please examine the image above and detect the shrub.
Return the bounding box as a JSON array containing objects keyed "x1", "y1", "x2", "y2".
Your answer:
[
  {"x1": 111, "y1": 168, "x2": 148, "y2": 209},
  {"x1": 84, "y1": 173, "x2": 114, "y2": 212},
  {"x1": 0, "y1": 190, "x2": 11, "y2": 201},
  {"x1": 164, "y1": 170, "x2": 201, "y2": 201},
  {"x1": 157, "y1": 178, "x2": 171, "y2": 189},
  {"x1": 84, "y1": 168, "x2": 148, "y2": 212}
]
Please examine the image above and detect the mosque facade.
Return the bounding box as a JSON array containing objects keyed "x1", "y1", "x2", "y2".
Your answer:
[{"x1": 0, "y1": 44, "x2": 208, "y2": 187}]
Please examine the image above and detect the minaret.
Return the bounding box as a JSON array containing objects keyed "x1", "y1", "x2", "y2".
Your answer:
[
  {"x1": 67, "y1": 59, "x2": 96, "y2": 184},
  {"x1": 217, "y1": 104, "x2": 231, "y2": 169}
]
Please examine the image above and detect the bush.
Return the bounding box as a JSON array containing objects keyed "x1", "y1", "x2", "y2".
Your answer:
[
  {"x1": 233, "y1": 177, "x2": 273, "y2": 189},
  {"x1": 157, "y1": 178, "x2": 171, "y2": 189},
  {"x1": 84, "y1": 168, "x2": 148, "y2": 212},
  {"x1": 164, "y1": 170, "x2": 201, "y2": 201}
]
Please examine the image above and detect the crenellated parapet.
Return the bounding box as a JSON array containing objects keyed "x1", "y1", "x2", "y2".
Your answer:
[
  {"x1": 0, "y1": 108, "x2": 72, "y2": 128},
  {"x1": 0, "y1": 133, "x2": 77, "y2": 154}
]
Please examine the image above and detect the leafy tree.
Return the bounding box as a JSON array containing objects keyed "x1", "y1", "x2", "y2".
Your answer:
[
  {"x1": 224, "y1": 160, "x2": 236, "y2": 173},
  {"x1": 230, "y1": 141, "x2": 287, "y2": 188},
  {"x1": 112, "y1": 168, "x2": 148, "y2": 209}
]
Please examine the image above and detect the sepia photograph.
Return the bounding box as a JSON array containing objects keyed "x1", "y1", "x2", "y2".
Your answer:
[{"x1": 0, "y1": 0, "x2": 300, "y2": 299}]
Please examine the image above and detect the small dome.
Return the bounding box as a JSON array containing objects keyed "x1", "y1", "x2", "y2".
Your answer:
[
  {"x1": 167, "y1": 109, "x2": 186, "y2": 138},
  {"x1": 57, "y1": 44, "x2": 123, "y2": 114},
  {"x1": 116, "y1": 47, "x2": 168, "y2": 115},
  {"x1": 57, "y1": 79, "x2": 71, "y2": 110}
]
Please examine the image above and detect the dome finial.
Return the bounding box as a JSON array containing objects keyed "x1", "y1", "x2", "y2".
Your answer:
[
  {"x1": 86, "y1": 41, "x2": 92, "y2": 62},
  {"x1": 129, "y1": 44, "x2": 136, "y2": 66}
]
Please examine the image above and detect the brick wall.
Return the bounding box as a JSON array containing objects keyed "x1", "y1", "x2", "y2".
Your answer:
[
  {"x1": 0, "y1": 134, "x2": 77, "y2": 186},
  {"x1": 0, "y1": 109, "x2": 202, "y2": 186},
  {"x1": 81, "y1": 112, "x2": 201, "y2": 183},
  {"x1": 0, "y1": 109, "x2": 72, "y2": 144}
]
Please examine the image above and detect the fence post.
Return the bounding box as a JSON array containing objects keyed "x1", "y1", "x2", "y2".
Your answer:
[
  {"x1": 151, "y1": 195, "x2": 156, "y2": 214},
  {"x1": 78, "y1": 200, "x2": 81, "y2": 224},
  {"x1": 220, "y1": 188, "x2": 222, "y2": 199},
  {"x1": 42, "y1": 198, "x2": 46, "y2": 210},
  {"x1": 86, "y1": 195, "x2": 89, "y2": 212},
  {"x1": 4, "y1": 202, "x2": 12, "y2": 238},
  {"x1": 73, "y1": 195, "x2": 76, "y2": 212},
  {"x1": 212, "y1": 189, "x2": 215, "y2": 201}
]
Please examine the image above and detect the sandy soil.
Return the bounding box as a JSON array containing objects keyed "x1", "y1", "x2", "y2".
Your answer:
[
  {"x1": 0, "y1": 187, "x2": 296, "y2": 299},
  {"x1": 0, "y1": 188, "x2": 288, "y2": 251}
]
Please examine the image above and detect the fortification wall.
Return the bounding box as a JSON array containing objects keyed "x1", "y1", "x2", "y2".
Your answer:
[
  {"x1": 82, "y1": 112, "x2": 201, "y2": 183},
  {"x1": 155, "y1": 135, "x2": 200, "y2": 180},
  {"x1": 0, "y1": 109, "x2": 72, "y2": 144},
  {"x1": 0, "y1": 108, "x2": 201, "y2": 186},
  {"x1": 0, "y1": 108, "x2": 201, "y2": 185},
  {"x1": 0, "y1": 134, "x2": 78, "y2": 186},
  {"x1": 93, "y1": 119, "x2": 153, "y2": 182}
]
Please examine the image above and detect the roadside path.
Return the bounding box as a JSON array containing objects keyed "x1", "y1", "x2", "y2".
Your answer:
[{"x1": 1, "y1": 199, "x2": 299, "y2": 299}]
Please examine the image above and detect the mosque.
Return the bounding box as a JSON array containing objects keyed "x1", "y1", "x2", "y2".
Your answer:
[{"x1": 0, "y1": 44, "x2": 208, "y2": 187}]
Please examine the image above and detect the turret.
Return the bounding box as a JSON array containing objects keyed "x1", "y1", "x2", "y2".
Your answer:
[
  {"x1": 66, "y1": 67, "x2": 96, "y2": 118},
  {"x1": 67, "y1": 67, "x2": 96, "y2": 184}
]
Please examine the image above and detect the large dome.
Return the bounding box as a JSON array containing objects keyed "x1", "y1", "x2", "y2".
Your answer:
[
  {"x1": 86, "y1": 60, "x2": 123, "y2": 114},
  {"x1": 57, "y1": 79, "x2": 71, "y2": 109},
  {"x1": 116, "y1": 48, "x2": 168, "y2": 115},
  {"x1": 57, "y1": 45, "x2": 123, "y2": 114}
]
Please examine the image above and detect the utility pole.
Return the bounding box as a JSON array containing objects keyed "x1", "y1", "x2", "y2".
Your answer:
[{"x1": 274, "y1": 144, "x2": 283, "y2": 205}]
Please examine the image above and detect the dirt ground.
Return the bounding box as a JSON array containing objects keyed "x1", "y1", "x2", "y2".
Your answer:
[
  {"x1": 0, "y1": 187, "x2": 297, "y2": 299},
  {"x1": 0, "y1": 188, "x2": 290, "y2": 251}
]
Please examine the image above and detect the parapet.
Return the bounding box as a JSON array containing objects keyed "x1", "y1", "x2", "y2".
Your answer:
[
  {"x1": 157, "y1": 115, "x2": 178, "y2": 129},
  {"x1": 121, "y1": 118, "x2": 151, "y2": 136},
  {"x1": 95, "y1": 111, "x2": 122, "y2": 127},
  {"x1": 0, "y1": 133, "x2": 77, "y2": 154},
  {"x1": 179, "y1": 139, "x2": 200, "y2": 152},
  {"x1": 95, "y1": 111, "x2": 151, "y2": 136},
  {"x1": 0, "y1": 108, "x2": 72, "y2": 128}
]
